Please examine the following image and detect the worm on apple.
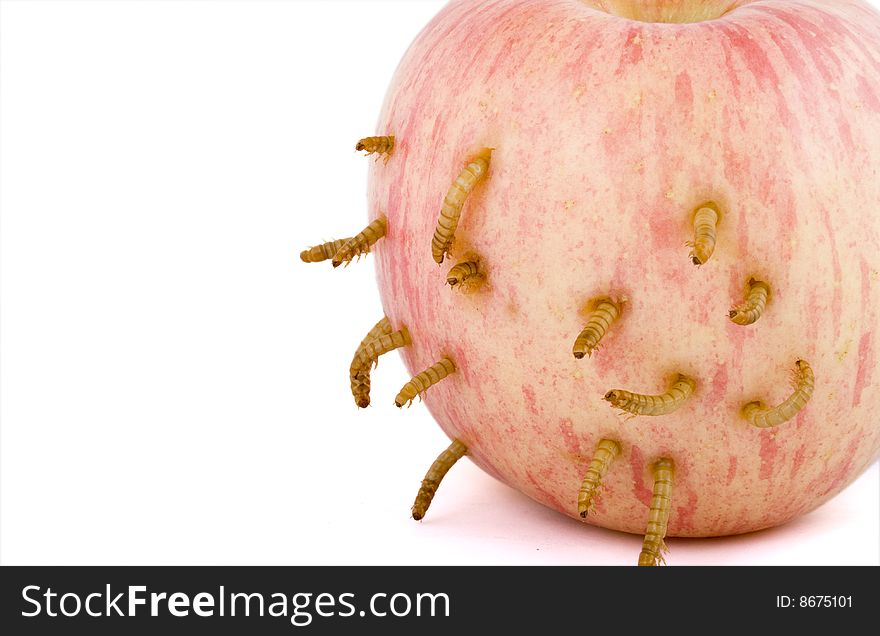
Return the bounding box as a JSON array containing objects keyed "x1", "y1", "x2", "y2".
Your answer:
[
  {"x1": 431, "y1": 148, "x2": 493, "y2": 264},
  {"x1": 299, "y1": 238, "x2": 351, "y2": 264},
  {"x1": 395, "y1": 357, "x2": 457, "y2": 408},
  {"x1": 638, "y1": 458, "x2": 675, "y2": 567},
  {"x1": 412, "y1": 439, "x2": 468, "y2": 521},
  {"x1": 729, "y1": 277, "x2": 771, "y2": 325},
  {"x1": 446, "y1": 259, "x2": 483, "y2": 292},
  {"x1": 356, "y1": 135, "x2": 395, "y2": 162},
  {"x1": 687, "y1": 202, "x2": 720, "y2": 266},
  {"x1": 572, "y1": 297, "x2": 623, "y2": 359},
  {"x1": 331, "y1": 216, "x2": 387, "y2": 268},
  {"x1": 604, "y1": 374, "x2": 697, "y2": 417},
  {"x1": 742, "y1": 360, "x2": 815, "y2": 428},
  {"x1": 349, "y1": 316, "x2": 393, "y2": 408},
  {"x1": 578, "y1": 438, "x2": 622, "y2": 518},
  {"x1": 354, "y1": 327, "x2": 411, "y2": 370}
]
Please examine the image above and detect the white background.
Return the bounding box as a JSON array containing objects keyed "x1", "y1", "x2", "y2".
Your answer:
[{"x1": 1, "y1": 0, "x2": 878, "y2": 566}]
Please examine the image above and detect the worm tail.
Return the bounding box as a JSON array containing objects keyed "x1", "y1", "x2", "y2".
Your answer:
[
  {"x1": 431, "y1": 148, "x2": 492, "y2": 264},
  {"x1": 689, "y1": 203, "x2": 719, "y2": 266},
  {"x1": 349, "y1": 316, "x2": 393, "y2": 408},
  {"x1": 395, "y1": 357, "x2": 456, "y2": 407},
  {"x1": 300, "y1": 238, "x2": 351, "y2": 263},
  {"x1": 578, "y1": 439, "x2": 621, "y2": 517},
  {"x1": 332, "y1": 216, "x2": 387, "y2": 268},
  {"x1": 729, "y1": 278, "x2": 771, "y2": 325},
  {"x1": 573, "y1": 299, "x2": 621, "y2": 358},
  {"x1": 412, "y1": 439, "x2": 468, "y2": 520},
  {"x1": 638, "y1": 458, "x2": 675, "y2": 566}
]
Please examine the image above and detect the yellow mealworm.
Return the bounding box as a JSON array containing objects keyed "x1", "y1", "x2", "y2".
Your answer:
[
  {"x1": 446, "y1": 260, "x2": 484, "y2": 292},
  {"x1": 604, "y1": 374, "x2": 696, "y2": 417},
  {"x1": 349, "y1": 316, "x2": 392, "y2": 408},
  {"x1": 412, "y1": 439, "x2": 468, "y2": 521},
  {"x1": 688, "y1": 202, "x2": 720, "y2": 266},
  {"x1": 395, "y1": 357, "x2": 456, "y2": 408},
  {"x1": 332, "y1": 216, "x2": 387, "y2": 268},
  {"x1": 572, "y1": 298, "x2": 622, "y2": 359},
  {"x1": 299, "y1": 238, "x2": 352, "y2": 264},
  {"x1": 355, "y1": 327, "x2": 412, "y2": 370},
  {"x1": 431, "y1": 148, "x2": 493, "y2": 264},
  {"x1": 351, "y1": 374, "x2": 372, "y2": 409},
  {"x1": 729, "y1": 277, "x2": 771, "y2": 325},
  {"x1": 742, "y1": 359, "x2": 814, "y2": 428},
  {"x1": 356, "y1": 135, "x2": 395, "y2": 162},
  {"x1": 577, "y1": 438, "x2": 621, "y2": 518},
  {"x1": 638, "y1": 458, "x2": 675, "y2": 567}
]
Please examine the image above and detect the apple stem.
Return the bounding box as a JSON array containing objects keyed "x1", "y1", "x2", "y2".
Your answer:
[
  {"x1": 688, "y1": 202, "x2": 720, "y2": 266},
  {"x1": 395, "y1": 357, "x2": 456, "y2": 408},
  {"x1": 332, "y1": 216, "x2": 387, "y2": 268},
  {"x1": 638, "y1": 458, "x2": 675, "y2": 567},
  {"x1": 742, "y1": 360, "x2": 814, "y2": 428},
  {"x1": 432, "y1": 148, "x2": 493, "y2": 264},
  {"x1": 572, "y1": 297, "x2": 622, "y2": 359},
  {"x1": 349, "y1": 316, "x2": 393, "y2": 408},
  {"x1": 604, "y1": 374, "x2": 696, "y2": 417},
  {"x1": 729, "y1": 277, "x2": 771, "y2": 325},
  {"x1": 578, "y1": 439, "x2": 621, "y2": 517},
  {"x1": 355, "y1": 135, "x2": 395, "y2": 164},
  {"x1": 412, "y1": 439, "x2": 468, "y2": 521}
]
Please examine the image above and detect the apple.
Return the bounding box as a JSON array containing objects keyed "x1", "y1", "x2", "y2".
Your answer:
[{"x1": 311, "y1": 0, "x2": 880, "y2": 562}]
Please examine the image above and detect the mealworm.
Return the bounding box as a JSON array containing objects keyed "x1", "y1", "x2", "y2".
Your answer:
[
  {"x1": 300, "y1": 238, "x2": 351, "y2": 264},
  {"x1": 349, "y1": 316, "x2": 392, "y2": 408},
  {"x1": 412, "y1": 439, "x2": 468, "y2": 521},
  {"x1": 604, "y1": 374, "x2": 696, "y2": 417},
  {"x1": 688, "y1": 203, "x2": 720, "y2": 266},
  {"x1": 446, "y1": 260, "x2": 484, "y2": 292},
  {"x1": 729, "y1": 277, "x2": 771, "y2": 325},
  {"x1": 638, "y1": 458, "x2": 675, "y2": 566},
  {"x1": 742, "y1": 359, "x2": 814, "y2": 428},
  {"x1": 431, "y1": 148, "x2": 493, "y2": 264},
  {"x1": 332, "y1": 216, "x2": 387, "y2": 268},
  {"x1": 395, "y1": 357, "x2": 456, "y2": 408},
  {"x1": 572, "y1": 298, "x2": 622, "y2": 359},
  {"x1": 355, "y1": 327, "x2": 412, "y2": 370},
  {"x1": 577, "y1": 438, "x2": 621, "y2": 518},
  {"x1": 356, "y1": 135, "x2": 395, "y2": 162}
]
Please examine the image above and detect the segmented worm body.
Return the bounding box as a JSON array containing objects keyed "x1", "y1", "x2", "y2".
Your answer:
[
  {"x1": 577, "y1": 439, "x2": 621, "y2": 517},
  {"x1": 356, "y1": 135, "x2": 395, "y2": 162},
  {"x1": 729, "y1": 278, "x2": 771, "y2": 325},
  {"x1": 395, "y1": 357, "x2": 456, "y2": 407},
  {"x1": 355, "y1": 327, "x2": 412, "y2": 370},
  {"x1": 604, "y1": 374, "x2": 696, "y2": 416},
  {"x1": 300, "y1": 238, "x2": 351, "y2": 263},
  {"x1": 412, "y1": 439, "x2": 468, "y2": 520},
  {"x1": 431, "y1": 148, "x2": 492, "y2": 264},
  {"x1": 332, "y1": 216, "x2": 387, "y2": 268},
  {"x1": 572, "y1": 298, "x2": 621, "y2": 359},
  {"x1": 639, "y1": 458, "x2": 675, "y2": 567},
  {"x1": 688, "y1": 203, "x2": 719, "y2": 266},
  {"x1": 742, "y1": 359, "x2": 814, "y2": 428},
  {"x1": 349, "y1": 316, "x2": 392, "y2": 408},
  {"x1": 446, "y1": 260, "x2": 483, "y2": 292}
]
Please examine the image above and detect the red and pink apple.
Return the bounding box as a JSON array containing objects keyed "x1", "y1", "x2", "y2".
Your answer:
[{"x1": 356, "y1": 0, "x2": 880, "y2": 543}]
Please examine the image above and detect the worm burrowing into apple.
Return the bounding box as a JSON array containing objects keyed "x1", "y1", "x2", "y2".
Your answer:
[{"x1": 301, "y1": 0, "x2": 880, "y2": 565}]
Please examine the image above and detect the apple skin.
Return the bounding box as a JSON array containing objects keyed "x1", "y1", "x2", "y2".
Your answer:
[{"x1": 367, "y1": 0, "x2": 880, "y2": 537}]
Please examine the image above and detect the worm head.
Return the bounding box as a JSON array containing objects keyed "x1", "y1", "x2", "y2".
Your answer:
[{"x1": 604, "y1": 390, "x2": 623, "y2": 406}]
